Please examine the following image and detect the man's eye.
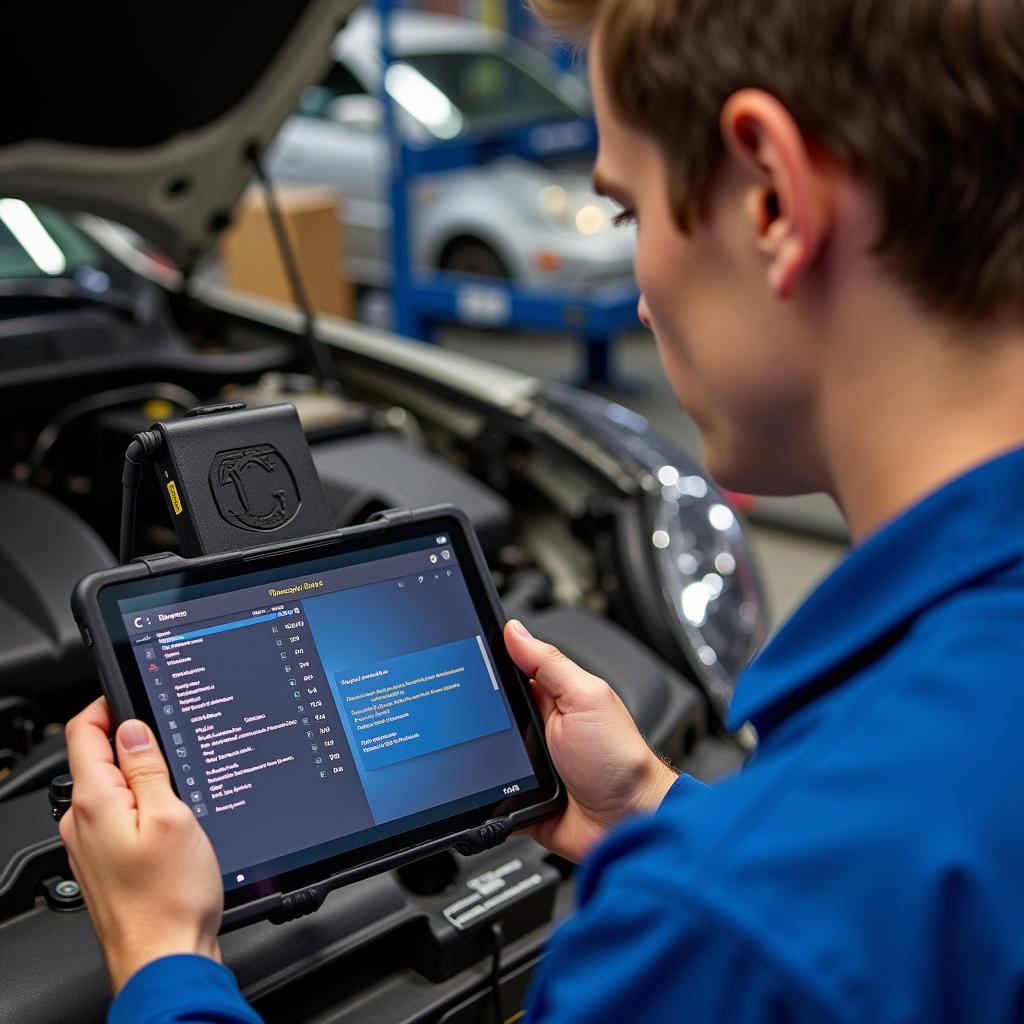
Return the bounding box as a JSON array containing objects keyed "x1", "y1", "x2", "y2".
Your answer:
[{"x1": 612, "y1": 209, "x2": 637, "y2": 228}]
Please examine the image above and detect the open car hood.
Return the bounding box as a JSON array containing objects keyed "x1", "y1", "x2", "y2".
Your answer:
[{"x1": 0, "y1": 0, "x2": 359, "y2": 271}]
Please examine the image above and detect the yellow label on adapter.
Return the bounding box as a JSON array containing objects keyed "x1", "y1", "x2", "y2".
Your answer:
[{"x1": 166, "y1": 480, "x2": 183, "y2": 515}]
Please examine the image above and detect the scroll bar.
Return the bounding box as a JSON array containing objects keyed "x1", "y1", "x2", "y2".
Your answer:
[{"x1": 475, "y1": 635, "x2": 500, "y2": 691}]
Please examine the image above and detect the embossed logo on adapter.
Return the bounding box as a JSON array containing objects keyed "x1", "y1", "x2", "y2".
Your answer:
[{"x1": 210, "y1": 444, "x2": 299, "y2": 531}]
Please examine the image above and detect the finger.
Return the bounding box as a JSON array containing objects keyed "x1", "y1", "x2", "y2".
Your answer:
[
  {"x1": 504, "y1": 620, "x2": 608, "y2": 712},
  {"x1": 66, "y1": 698, "x2": 126, "y2": 798},
  {"x1": 115, "y1": 720, "x2": 179, "y2": 817},
  {"x1": 529, "y1": 678, "x2": 557, "y2": 725},
  {"x1": 58, "y1": 806, "x2": 77, "y2": 852}
]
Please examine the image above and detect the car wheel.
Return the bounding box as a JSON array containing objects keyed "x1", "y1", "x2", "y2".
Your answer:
[{"x1": 439, "y1": 237, "x2": 510, "y2": 279}]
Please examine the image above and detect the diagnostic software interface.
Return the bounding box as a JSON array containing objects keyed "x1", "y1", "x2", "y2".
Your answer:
[{"x1": 117, "y1": 533, "x2": 537, "y2": 885}]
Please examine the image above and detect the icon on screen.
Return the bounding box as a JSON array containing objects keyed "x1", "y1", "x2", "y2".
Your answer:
[
  {"x1": 146, "y1": 662, "x2": 159, "y2": 673},
  {"x1": 436, "y1": 536, "x2": 447, "y2": 544},
  {"x1": 446, "y1": 570, "x2": 452, "y2": 577},
  {"x1": 430, "y1": 554, "x2": 438, "y2": 564},
  {"x1": 418, "y1": 575, "x2": 424, "y2": 583},
  {"x1": 143, "y1": 649, "x2": 155, "y2": 661},
  {"x1": 441, "y1": 550, "x2": 451, "y2": 560},
  {"x1": 158, "y1": 691, "x2": 169, "y2": 702},
  {"x1": 194, "y1": 804, "x2": 207, "y2": 818},
  {"x1": 132, "y1": 616, "x2": 152, "y2": 629},
  {"x1": 185, "y1": 776, "x2": 195, "y2": 787},
  {"x1": 397, "y1": 581, "x2": 405, "y2": 588},
  {"x1": 172, "y1": 733, "x2": 183, "y2": 745},
  {"x1": 236, "y1": 873, "x2": 245, "y2": 883},
  {"x1": 163, "y1": 706, "x2": 174, "y2": 716},
  {"x1": 175, "y1": 746, "x2": 188, "y2": 758}
]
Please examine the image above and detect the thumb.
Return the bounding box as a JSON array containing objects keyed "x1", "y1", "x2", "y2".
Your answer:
[
  {"x1": 504, "y1": 620, "x2": 608, "y2": 713},
  {"x1": 116, "y1": 720, "x2": 177, "y2": 811}
]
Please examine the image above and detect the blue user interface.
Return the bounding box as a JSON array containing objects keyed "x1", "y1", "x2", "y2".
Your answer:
[{"x1": 118, "y1": 535, "x2": 537, "y2": 885}]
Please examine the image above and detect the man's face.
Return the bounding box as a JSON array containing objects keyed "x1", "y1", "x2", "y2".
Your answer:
[{"x1": 589, "y1": 37, "x2": 824, "y2": 495}]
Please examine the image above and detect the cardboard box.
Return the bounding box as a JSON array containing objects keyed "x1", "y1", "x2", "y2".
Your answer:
[{"x1": 221, "y1": 186, "x2": 353, "y2": 319}]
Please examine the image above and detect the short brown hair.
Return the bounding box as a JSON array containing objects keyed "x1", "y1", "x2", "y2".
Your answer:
[{"x1": 532, "y1": 0, "x2": 1024, "y2": 320}]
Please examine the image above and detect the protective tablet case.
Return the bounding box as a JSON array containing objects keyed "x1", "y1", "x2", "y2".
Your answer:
[{"x1": 71, "y1": 503, "x2": 564, "y2": 931}]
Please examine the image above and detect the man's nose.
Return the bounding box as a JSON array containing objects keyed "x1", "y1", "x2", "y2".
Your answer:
[{"x1": 637, "y1": 294, "x2": 653, "y2": 330}]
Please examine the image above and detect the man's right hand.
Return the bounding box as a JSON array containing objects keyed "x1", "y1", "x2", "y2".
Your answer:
[{"x1": 504, "y1": 619, "x2": 678, "y2": 863}]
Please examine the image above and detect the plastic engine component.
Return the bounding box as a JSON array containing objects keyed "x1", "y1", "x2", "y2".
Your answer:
[
  {"x1": 313, "y1": 435, "x2": 512, "y2": 553},
  {"x1": 0, "y1": 482, "x2": 114, "y2": 698}
]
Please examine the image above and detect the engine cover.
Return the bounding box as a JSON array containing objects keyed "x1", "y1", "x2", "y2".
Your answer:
[{"x1": 0, "y1": 483, "x2": 114, "y2": 698}]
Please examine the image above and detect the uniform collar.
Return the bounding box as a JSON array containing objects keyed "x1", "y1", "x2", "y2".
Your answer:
[{"x1": 727, "y1": 446, "x2": 1024, "y2": 735}]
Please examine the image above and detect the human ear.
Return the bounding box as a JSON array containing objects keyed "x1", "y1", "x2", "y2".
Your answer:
[{"x1": 720, "y1": 89, "x2": 830, "y2": 298}]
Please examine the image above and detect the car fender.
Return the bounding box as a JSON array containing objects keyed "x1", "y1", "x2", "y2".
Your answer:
[{"x1": 415, "y1": 186, "x2": 529, "y2": 280}]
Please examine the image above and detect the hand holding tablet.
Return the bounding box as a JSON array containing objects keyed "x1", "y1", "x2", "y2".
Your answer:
[{"x1": 71, "y1": 507, "x2": 563, "y2": 925}]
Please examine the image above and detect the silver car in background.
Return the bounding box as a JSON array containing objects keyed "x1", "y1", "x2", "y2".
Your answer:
[{"x1": 267, "y1": 8, "x2": 636, "y2": 291}]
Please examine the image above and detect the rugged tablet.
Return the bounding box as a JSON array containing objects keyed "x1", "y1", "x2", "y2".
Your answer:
[{"x1": 72, "y1": 505, "x2": 562, "y2": 927}]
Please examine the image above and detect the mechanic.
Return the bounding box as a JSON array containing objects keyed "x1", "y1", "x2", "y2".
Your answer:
[{"x1": 60, "y1": 0, "x2": 1024, "y2": 1021}]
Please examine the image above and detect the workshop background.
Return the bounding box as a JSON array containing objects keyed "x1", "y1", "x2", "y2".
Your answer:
[{"x1": 217, "y1": 0, "x2": 848, "y2": 627}]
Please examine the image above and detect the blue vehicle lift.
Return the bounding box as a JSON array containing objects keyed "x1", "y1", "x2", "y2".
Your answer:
[{"x1": 376, "y1": 0, "x2": 640, "y2": 388}]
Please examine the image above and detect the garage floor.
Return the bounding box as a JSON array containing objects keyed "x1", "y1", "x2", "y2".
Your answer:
[{"x1": 442, "y1": 325, "x2": 849, "y2": 631}]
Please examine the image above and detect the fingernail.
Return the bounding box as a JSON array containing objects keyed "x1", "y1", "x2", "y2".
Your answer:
[
  {"x1": 119, "y1": 720, "x2": 151, "y2": 752},
  {"x1": 510, "y1": 619, "x2": 532, "y2": 639}
]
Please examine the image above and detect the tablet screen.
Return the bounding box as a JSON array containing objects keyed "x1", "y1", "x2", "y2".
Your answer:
[{"x1": 101, "y1": 522, "x2": 543, "y2": 897}]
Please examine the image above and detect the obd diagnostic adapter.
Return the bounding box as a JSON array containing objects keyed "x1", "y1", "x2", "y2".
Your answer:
[{"x1": 119, "y1": 402, "x2": 334, "y2": 562}]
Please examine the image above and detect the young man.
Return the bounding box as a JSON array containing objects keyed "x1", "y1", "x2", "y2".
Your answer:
[{"x1": 61, "y1": 1, "x2": 1024, "y2": 1020}]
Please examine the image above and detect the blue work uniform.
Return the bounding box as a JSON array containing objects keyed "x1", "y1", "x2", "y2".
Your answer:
[{"x1": 110, "y1": 447, "x2": 1024, "y2": 1024}]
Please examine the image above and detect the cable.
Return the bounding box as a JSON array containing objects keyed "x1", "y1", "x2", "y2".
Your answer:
[
  {"x1": 489, "y1": 920, "x2": 506, "y2": 1024},
  {"x1": 246, "y1": 144, "x2": 342, "y2": 395},
  {"x1": 119, "y1": 430, "x2": 163, "y2": 564},
  {"x1": 27, "y1": 383, "x2": 200, "y2": 476}
]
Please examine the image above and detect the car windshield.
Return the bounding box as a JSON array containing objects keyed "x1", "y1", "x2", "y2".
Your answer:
[
  {"x1": 0, "y1": 200, "x2": 113, "y2": 282},
  {"x1": 389, "y1": 49, "x2": 582, "y2": 139}
]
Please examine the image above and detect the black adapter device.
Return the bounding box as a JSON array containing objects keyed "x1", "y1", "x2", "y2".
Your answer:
[{"x1": 122, "y1": 402, "x2": 335, "y2": 560}]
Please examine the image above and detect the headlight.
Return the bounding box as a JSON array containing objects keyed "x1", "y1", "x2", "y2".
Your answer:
[
  {"x1": 538, "y1": 185, "x2": 615, "y2": 235},
  {"x1": 647, "y1": 466, "x2": 765, "y2": 714}
]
